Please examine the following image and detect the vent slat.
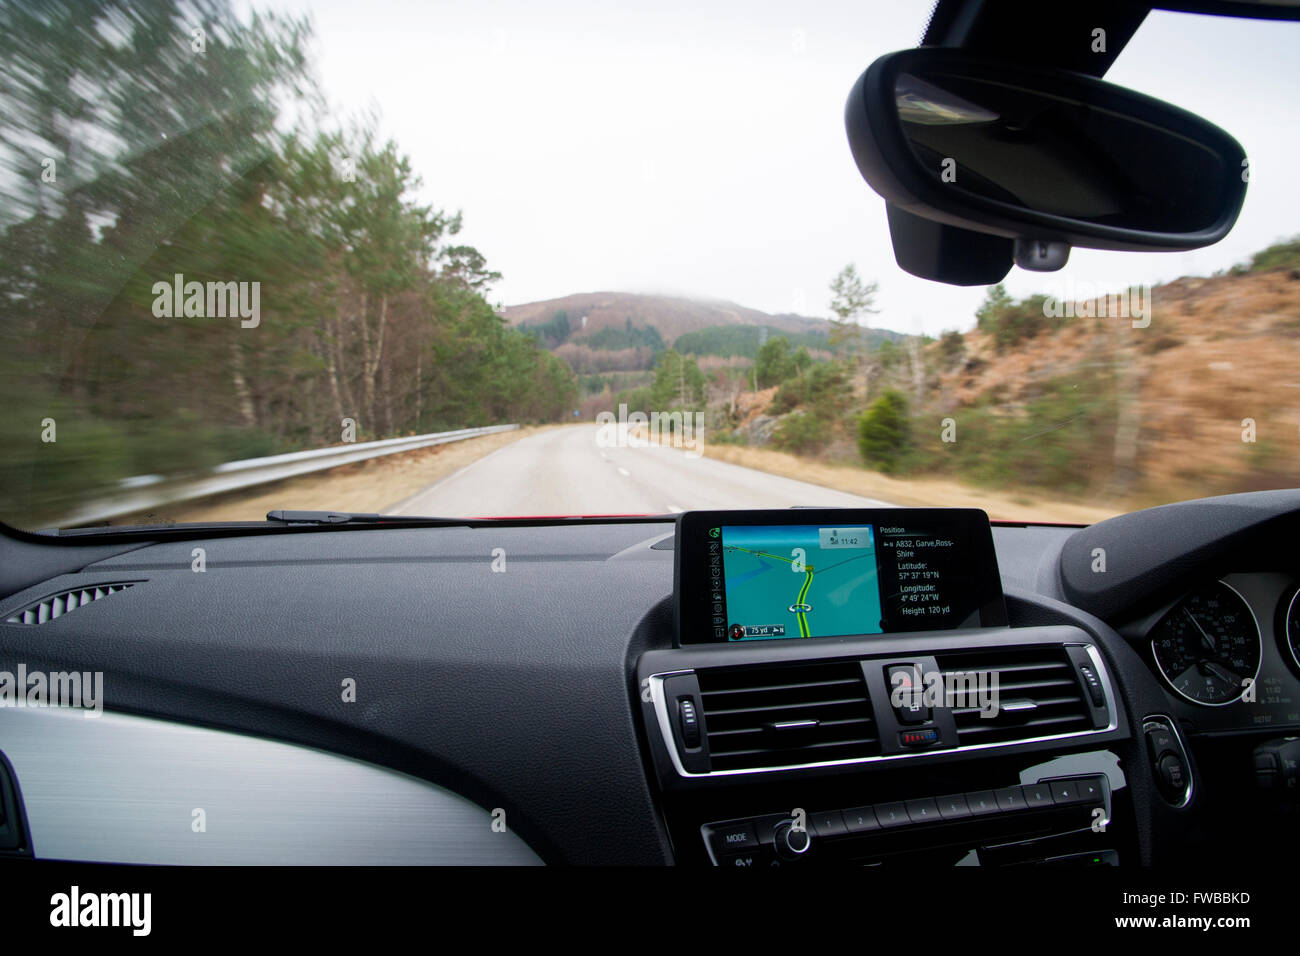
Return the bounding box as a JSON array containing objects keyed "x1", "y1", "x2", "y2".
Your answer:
[
  {"x1": 700, "y1": 677, "x2": 862, "y2": 696},
  {"x1": 708, "y1": 716, "x2": 875, "y2": 737},
  {"x1": 951, "y1": 694, "x2": 1083, "y2": 716},
  {"x1": 4, "y1": 583, "x2": 137, "y2": 625},
  {"x1": 709, "y1": 715, "x2": 875, "y2": 733},
  {"x1": 957, "y1": 662, "x2": 1071, "y2": 675},
  {"x1": 949, "y1": 714, "x2": 1089, "y2": 737},
  {"x1": 710, "y1": 737, "x2": 880, "y2": 759},
  {"x1": 938, "y1": 646, "x2": 1093, "y2": 745},
  {"x1": 982, "y1": 678, "x2": 1077, "y2": 693},
  {"x1": 697, "y1": 660, "x2": 878, "y2": 771},
  {"x1": 701, "y1": 696, "x2": 868, "y2": 718}
]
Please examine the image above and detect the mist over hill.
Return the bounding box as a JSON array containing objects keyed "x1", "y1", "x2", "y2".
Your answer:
[
  {"x1": 504, "y1": 291, "x2": 904, "y2": 376},
  {"x1": 503, "y1": 291, "x2": 838, "y2": 344}
]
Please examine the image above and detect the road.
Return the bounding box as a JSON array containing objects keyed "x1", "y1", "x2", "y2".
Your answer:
[{"x1": 388, "y1": 424, "x2": 893, "y2": 516}]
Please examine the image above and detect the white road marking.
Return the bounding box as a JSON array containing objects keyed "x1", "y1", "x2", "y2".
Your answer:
[{"x1": 617, "y1": 467, "x2": 630, "y2": 477}]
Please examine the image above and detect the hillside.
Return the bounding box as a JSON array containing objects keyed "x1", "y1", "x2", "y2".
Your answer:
[
  {"x1": 505, "y1": 291, "x2": 905, "y2": 388},
  {"x1": 930, "y1": 268, "x2": 1300, "y2": 503},
  {"x1": 503, "y1": 291, "x2": 832, "y2": 345},
  {"x1": 714, "y1": 262, "x2": 1300, "y2": 509}
]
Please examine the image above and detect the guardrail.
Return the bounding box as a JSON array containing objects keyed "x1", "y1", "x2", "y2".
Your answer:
[{"x1": 59, "y1": 424, "x2": 521, "y2": 527}]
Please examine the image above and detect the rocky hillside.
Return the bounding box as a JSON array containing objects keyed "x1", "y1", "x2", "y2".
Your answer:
[
  {"x1": 713, "y1": 264, "x2": 1299, "y2": 506},
  {"x1": 931, "y1": 268, "x2": 1300, "y2": 501}
]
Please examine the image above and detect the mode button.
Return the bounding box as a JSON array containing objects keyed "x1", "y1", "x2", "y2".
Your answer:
[{"x1": 710, "y1": 822, "x2": 758, "y2": 856}]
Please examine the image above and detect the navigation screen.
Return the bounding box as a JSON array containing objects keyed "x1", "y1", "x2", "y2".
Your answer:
[
  {"x1": 675, "y1": 508, "x2": 1007, "y2": 644},
  {"x1": 721, "y1": 524, "x2": 882, "y2": 641}
]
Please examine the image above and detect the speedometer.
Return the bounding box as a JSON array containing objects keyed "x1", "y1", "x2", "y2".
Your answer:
[{"x1": 1150, "y1": 580, "x2": 1261, "y2": 706}]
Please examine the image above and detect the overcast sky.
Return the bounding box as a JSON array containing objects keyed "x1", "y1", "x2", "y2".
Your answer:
[{"x1": 274, "y1": 0, "x2": 1300, "y2": 336}]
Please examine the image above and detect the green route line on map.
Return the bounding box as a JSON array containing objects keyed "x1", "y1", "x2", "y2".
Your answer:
[{"x1": 726, "y1": 546, "x2": 815, "y2": 638}]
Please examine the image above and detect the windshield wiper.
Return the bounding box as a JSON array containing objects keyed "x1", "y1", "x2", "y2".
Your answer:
[
  {"x1": 36, "y1": 511, "x2": 669, "y2": 538},
  {"x1": 263, "y1": 510, "x2": 469, "y2": 527}
]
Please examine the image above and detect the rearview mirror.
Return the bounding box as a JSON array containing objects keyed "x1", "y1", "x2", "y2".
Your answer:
[{"x1": 845, "y1": 49, "x2": 1248, "y2": 266}]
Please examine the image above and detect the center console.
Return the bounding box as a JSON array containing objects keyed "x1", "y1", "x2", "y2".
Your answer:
[{"x1": 638, "y1": 508, "x2": 1136, "y2": 866}]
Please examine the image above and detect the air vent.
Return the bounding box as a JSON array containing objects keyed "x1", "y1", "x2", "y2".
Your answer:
[
  {"x1": 4, "y1": 583, "x2": 137, "y2": 625},
  {"x1": 936, "y1": 646, "x2": 1094, "y2": 745},
  {"x1": 697, "y1": 660, "x2": 878, "y2": 771}
]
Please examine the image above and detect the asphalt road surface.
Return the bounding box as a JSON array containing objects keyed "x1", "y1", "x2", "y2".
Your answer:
[{"x1": 389, "y1": 424, "x2": 893, "y2": 516}]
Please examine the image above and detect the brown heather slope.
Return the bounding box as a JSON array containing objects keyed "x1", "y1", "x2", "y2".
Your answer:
[
  {"x1": 931, "y1": 269, "x2": 1300, "y2": 504},
  {"x1": 700, "y1": 268, "x2": 1298, "y2": 518}
]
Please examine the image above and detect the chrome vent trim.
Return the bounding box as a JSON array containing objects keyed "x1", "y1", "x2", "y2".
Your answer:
[
  {"x1": 649, "y1": 644, "x2": 1117, "y2": 779},
  {"x1": 697, "y1": 660, "x2": 879, "y2": 771},
  {"x1": 936, "y1": 646, "x2": 1093, "y2": 745},
  {"x1": 5, "y1": 583, "x2": 138, "y2": 625}
]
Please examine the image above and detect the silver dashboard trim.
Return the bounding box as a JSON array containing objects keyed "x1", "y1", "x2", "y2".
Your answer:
[
  {"x1": 0, "y1": 705, "x2": 543, "y2": 865},
  {"x1": 650, "y1": 643, "x2": 1119, "y2": 778}
]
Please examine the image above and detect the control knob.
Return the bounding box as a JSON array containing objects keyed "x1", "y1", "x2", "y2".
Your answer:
[{"x1": 773, "y1": 820, "x2": 811, "y2": 861}]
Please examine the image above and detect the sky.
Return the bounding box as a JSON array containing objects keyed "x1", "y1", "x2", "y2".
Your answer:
[{"x1": 271, "y1": 0, "x2": 1300, "y2": 337}]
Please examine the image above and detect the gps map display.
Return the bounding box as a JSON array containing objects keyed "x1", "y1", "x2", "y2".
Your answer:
[
  {"x1": 720, "y1": 524, "x2": 882, "y2": 640},
  {"x1": 674, "y1": 509, "x2": 1007, "y2": 644}
]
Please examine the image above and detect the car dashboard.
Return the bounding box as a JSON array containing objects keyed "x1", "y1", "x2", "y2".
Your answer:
[{"x1": 1, "y1": 490, "x2": 1298, "y2": 867}]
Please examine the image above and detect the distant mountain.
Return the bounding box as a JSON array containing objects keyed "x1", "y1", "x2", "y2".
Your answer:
[{"x1": 503, "y1": 291, "x2": 844, "y2": 347}]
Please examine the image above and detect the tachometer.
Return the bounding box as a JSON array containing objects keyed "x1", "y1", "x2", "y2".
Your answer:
[{"x1": 1150, "y1": 580, "x2": 1261, "y2": 706}]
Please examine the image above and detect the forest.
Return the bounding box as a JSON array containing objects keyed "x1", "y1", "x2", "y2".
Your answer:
[{"x1": 0, "y1": 0, "x2": 577, "y2": 523}]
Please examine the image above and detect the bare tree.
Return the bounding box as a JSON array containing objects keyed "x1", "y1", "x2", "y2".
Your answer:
[{"x1": 828, "y1": 264, "x2": 880, "y2": 358}]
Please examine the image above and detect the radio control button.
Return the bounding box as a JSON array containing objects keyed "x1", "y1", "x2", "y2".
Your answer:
[
  {"x1": 937, "y1": 793, "x2": 971, "y2": 820},
  {"x1": 810, "y1": 810, "x2": 847, "y2": 837},
  {"x1": 874, "y1": 801, "x2": 909, "y2": 827},
  {"x1": 1048, "y1": 779, "x2": 1086, "y2": 805},
  {"x1": 843, "y1": 806, "x2": 880, "y2": 832},
  {"x1": 1022, "y1": 784, "x2": 1054, "y2": 808},
  {"x1": 710, "y1": 822, "x2": 758, "y2": 856},
  {"x1": 905, "y1": 797, "x2": 941, "y2": 824},
  {"x1": 1077, "y1": 775, "x2": 1107, "y2": 802},
  {"x1": 994, "y1": 786, "x2": 1028, "y2": 811},
  {"x1": 965, "y1": 790, "x2": 999, "y2": 815}
]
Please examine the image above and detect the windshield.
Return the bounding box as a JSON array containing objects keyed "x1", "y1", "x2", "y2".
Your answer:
[{"x1": 1, "y1": 2, "x2": 1296, "y2": 530}]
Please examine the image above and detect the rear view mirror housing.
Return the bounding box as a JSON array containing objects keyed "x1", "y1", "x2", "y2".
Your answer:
[{"x1": 845, "y1": 49, "x2": 1248, "y2": 260}]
